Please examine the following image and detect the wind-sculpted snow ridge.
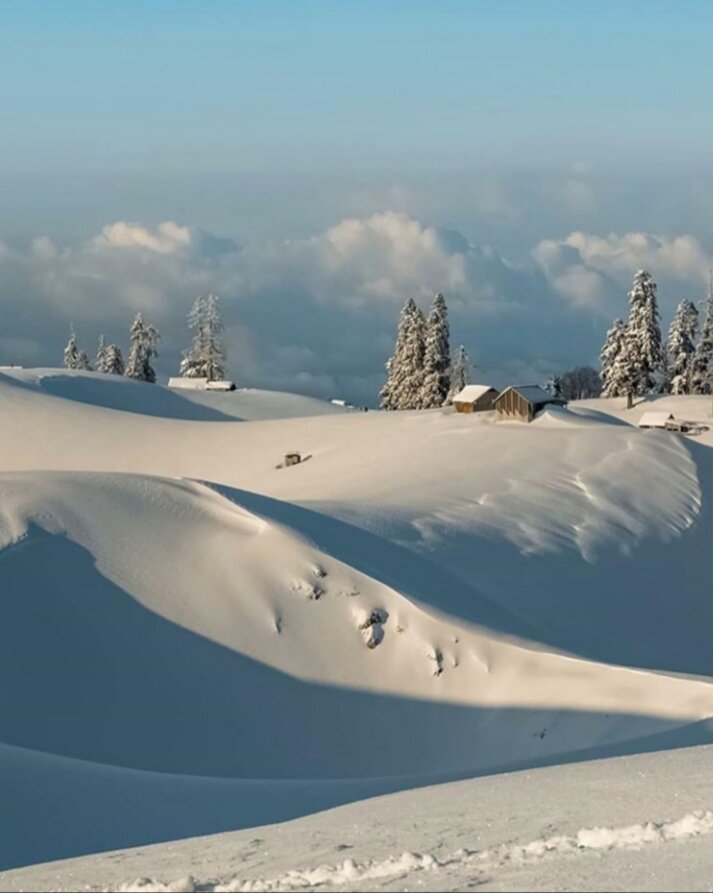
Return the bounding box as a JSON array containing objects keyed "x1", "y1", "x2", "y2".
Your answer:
[
  {"x1": 110, "y1": 810, "x2": 713, "y2": 892},
  {"x1": 2, "y1": 469, "x2": 712, "y2": 730},
  {"x1": 408, "y1": 422, "x2": 702, "y2": 562}
]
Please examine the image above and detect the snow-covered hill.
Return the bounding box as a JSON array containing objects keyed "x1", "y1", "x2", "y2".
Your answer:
[
  {"x1": 2, "y1": 370, "x2": 713, "y2": 886},
  {"x1": 0, "y1": 368, "x2": 346, "y2": 421}
]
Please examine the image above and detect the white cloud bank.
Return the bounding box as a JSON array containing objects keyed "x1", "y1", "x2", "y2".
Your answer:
[
  {"x1": 0, "y1": 214, "x2": 710, "y2": 403},
  {"x1": 94, "y1": 221, "x2": 192, "y2": 254},
  {"x1": 533, "y1": 231, "x2": 712, "y2": 311}
]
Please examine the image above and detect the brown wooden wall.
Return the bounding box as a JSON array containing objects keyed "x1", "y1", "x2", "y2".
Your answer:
[
  {"x1": 454, "y1": 389, "x2": 498, "y2": 414},
  {"x1": 494, "y1": 389, "x2": 532, "y2": 421},
  {"x1": 475, "y1": 390, "x2": 498, "y2": 412}
]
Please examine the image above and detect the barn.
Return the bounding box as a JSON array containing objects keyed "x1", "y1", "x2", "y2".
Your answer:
[
  {"x1": 452, "y1": 384, "x2": 499, "y2": 413},
  {"x1": 494, "y1": 385, "x2": 567, "y2": 423}
]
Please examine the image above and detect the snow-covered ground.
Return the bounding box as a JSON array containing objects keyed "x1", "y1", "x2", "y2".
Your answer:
[
  {"x1": 5, "y1": 744, "x2": 713, "y2": 892},
  {"x1": 2, "y1": 370, "x2": 713, "y2": 889}
]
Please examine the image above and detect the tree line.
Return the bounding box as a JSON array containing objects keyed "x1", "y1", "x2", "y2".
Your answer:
[
  {"x1": 600, "y1": 270, "x2": 713, "y2": 407},
  {"x1": 63, "y1": 295, "x2": 226, "y2": 384},
  {"x1": 380, "y1": 293, "x2": 470, "y2": 409}
]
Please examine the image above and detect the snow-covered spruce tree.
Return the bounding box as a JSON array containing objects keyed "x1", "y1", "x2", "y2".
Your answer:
[
  {"x1": 76, "y1": 350, "x2": 91, "y2": 371},
  {"x1": 63, "y1": 327, "x2": 81, "y2": 369},
  {"x1": 180, "y1": 293, "x2": 226, "y2": 381},
  {"x1": 544, "y1": 374, "x2": 563, "y2": 398},
  {"x1": 666, "y1": 300, "x2": 699, "y2": 394},
  {"x1": 418, "y1": 292, "x2": 451, "y2": 408},
  {"x1": 626, "y1": 269, "x2": 664, "y2": 396},
  {"x1": 94, "y1": 335, "x2": 108, "y2": 373},
  {"x1": 446, "y1": 344, "x2": 471, "y2": 403},
  {"x1": 125, "y1": 313, "x2": 160, "y2": 383},
  {"x1": 180, "y1": 295, "x2": 207, "y2": 378},
  {"x1": 379, "y1": 300, "x2": 409, "y2": 410},
  {"x1": 379, "y1": 299, "x2": 426, "y2": 410},
  {"x1": 104, "y1": 343, "x2": 125, "y2": 375},
  {"x1": 691, "y1": 278, "x2": 713, "y2": 395},
  {"x1": 600, "y1": 318, "x2": 636, "y2": 405},
  {"x1": 203, "y1": 294, "x2": 226, "y2": 381}
]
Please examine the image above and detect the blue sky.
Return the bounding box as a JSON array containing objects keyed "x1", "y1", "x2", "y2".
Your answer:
[
  {"x1": 3, "y1": 0, "x2": 713, "y2": 174},
  {"x1": 1, "y1": 1, "x2": 713, "y2": 400}
]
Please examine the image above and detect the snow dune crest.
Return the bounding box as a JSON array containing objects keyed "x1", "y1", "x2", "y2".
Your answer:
[{"x1": 1, "y1": 469, "x2": 711, "y2": 725}]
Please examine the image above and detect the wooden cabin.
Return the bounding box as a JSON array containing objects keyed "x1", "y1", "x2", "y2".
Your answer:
[
  {"x1": 494, "y1": 385, "x2": 567, "y2": 423},
  {"x1": 452, "y1": 384, "x2": 499, "y2": 413}
]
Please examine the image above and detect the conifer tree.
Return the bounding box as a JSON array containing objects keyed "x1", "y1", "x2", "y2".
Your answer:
[
  {"x1": 626, "y1": 269, "x2": 664, "y2": 395},
  {"x1": 545, "y1": 374, "x2": 563, "y2": 398},
  {"x1": 203, "y1": 294, "x2": 226, "y2": 382},
  {"x1": 63, "y1": 327, "x2": 81, "y2": 370},
  {"x1": 104, "y1": 343, "x2": 125, "y2": 375},
  {"x1": 691, "y1": 277, "x2": 713, "y2": 395},
  {"x1": 125, "y1": 313, "x2": 160, "y2": 383},
  {"x1": 76, "y1": 350, "x2": 91, "y2": 371},
  {"x1": 180, "y1": 295, "x2": 208, "y2": 378},
  {"x1": 419, "y1": 292, "x2": 451, "y2": 408},
  {"x1": 379, "y1": 299, "x2": 426, "y2": 410},
  {"x1": 446, "y1": 344, "x2": 471, "y2": 403},
  {"x1": 94, "y1": 335, "x2": 108, "y2": 373},
  {"x1": 600, "y1": 318, "x2": 636, "y2": 405},
  {"x1": 666, "y1": 300, "x2": 698, "y2": 394},
  {"x1": 180, "y1": 293, "x2": 226, "y2": 381}
]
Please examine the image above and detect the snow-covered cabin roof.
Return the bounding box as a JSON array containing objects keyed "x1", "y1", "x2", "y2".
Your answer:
[
  {"x1": 168, "y1": 377, "x2": 208, "y2": 390},
  {"x1": 498, "y1": 385, "x2": 567, "y2": 406},
  {"x1": 452, "y1": 384, "x2": 498, "y2": 403},
  {"x1": 638, "y1": 411, "x2": 675, "y2": 428}
]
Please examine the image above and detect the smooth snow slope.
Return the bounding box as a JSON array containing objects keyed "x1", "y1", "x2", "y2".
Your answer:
[
  {"x1": 5, "y1": 743, "x2": 713, "y2": 893},
  {"x1": 2, "y1": 370, "x2": 713, "y2": 873}
]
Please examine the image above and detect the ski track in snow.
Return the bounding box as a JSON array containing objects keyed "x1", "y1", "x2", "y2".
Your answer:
[{"x1": 109, "y1": 809, "x2": 713, "y2": 892}]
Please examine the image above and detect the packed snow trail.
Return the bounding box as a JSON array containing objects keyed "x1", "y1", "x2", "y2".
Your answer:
[
  {"x1": 6, "y1": 731, "x2": 713, "y2": 892},
  {"x1": 109, "y1": 810, "x2": 713, "y2": 892}
]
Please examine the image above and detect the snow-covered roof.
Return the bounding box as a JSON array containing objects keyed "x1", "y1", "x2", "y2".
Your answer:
[
  {"x1": 452, "y1": 384, "x2": 498, "y2": 403},
  {"x1": 639, "y1": 411, "x2": 675, "y2": 428},
  {"x1": 498, "y1": 385, "x2": 567, "y2": 405},
  {"x1": 168, "y1": 377, "x2": 208, "y2": 390}
]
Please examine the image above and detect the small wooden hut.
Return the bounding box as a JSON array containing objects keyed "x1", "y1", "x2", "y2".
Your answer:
[
  {"x1": 452, "y1": 385, "x2": 499, "y2": 414},
  {"x1": 494, "y1": 385, "x2": 567, "y2": 423}
]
